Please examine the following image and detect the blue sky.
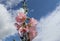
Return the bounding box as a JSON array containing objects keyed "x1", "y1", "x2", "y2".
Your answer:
[
  {"x1": 10, "y1": 0, "x2": 60, "y2": 20},
  {"x1": 1, "y1": 0, "x2": 59, "y2": 20},
  {"x1": 0, "y1": 0, "x2": 60, "y2": 41}
]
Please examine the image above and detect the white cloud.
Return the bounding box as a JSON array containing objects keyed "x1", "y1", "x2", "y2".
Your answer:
[
  {"x1": 0, "y1": 39, "x2": 2, "y2": 41},
  {"x1": 0, "y1": 0, "x2": 25, "y2": 20},
  {"x1": 33, "y1": 5, "x2": 60, "y2": 41},
  {"x1": 6, "y1": 0, "x2": 22, "y2": 8},
  {"x1": 0, "y1": 4, "x2": 17, "y2": 41},
  {"x1": 0, "y1": 0, "x2": 23, "y2": 8}
]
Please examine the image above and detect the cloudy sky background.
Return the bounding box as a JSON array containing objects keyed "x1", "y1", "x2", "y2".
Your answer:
[{"x1": 0, "y1": 0, "x2": 60, "y2": 41}]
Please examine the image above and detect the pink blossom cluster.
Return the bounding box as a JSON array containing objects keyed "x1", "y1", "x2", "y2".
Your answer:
[{"x1": 15, "y1": 12, "x2": 38, "y2": 41}]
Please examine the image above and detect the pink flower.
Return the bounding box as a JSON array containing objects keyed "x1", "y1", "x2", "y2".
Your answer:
[
  {"x1": 15, "y1": 12, "x2": 27, "y2": 23},
  {"x1": 24, "y1": 25, "x2": 37, "y2": 41},
  {"x1": 28, "y1": 18, "x2": 38, "y2": 27},
  {"x1": 18, "y1": 27, "x2": 24, "y2": 36},
  {"x1": 15, "y1": 23, "x2": 37, "y2": 41},
  {"x1": 18, "y1": 26, "x2": 27, "y2": 36},
  {"x1": 29, "y1": 26, "x2": 37, "y2": 41},
  {"x1": 15, "y1": 23, "x2": 21, "y2": 30}
]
